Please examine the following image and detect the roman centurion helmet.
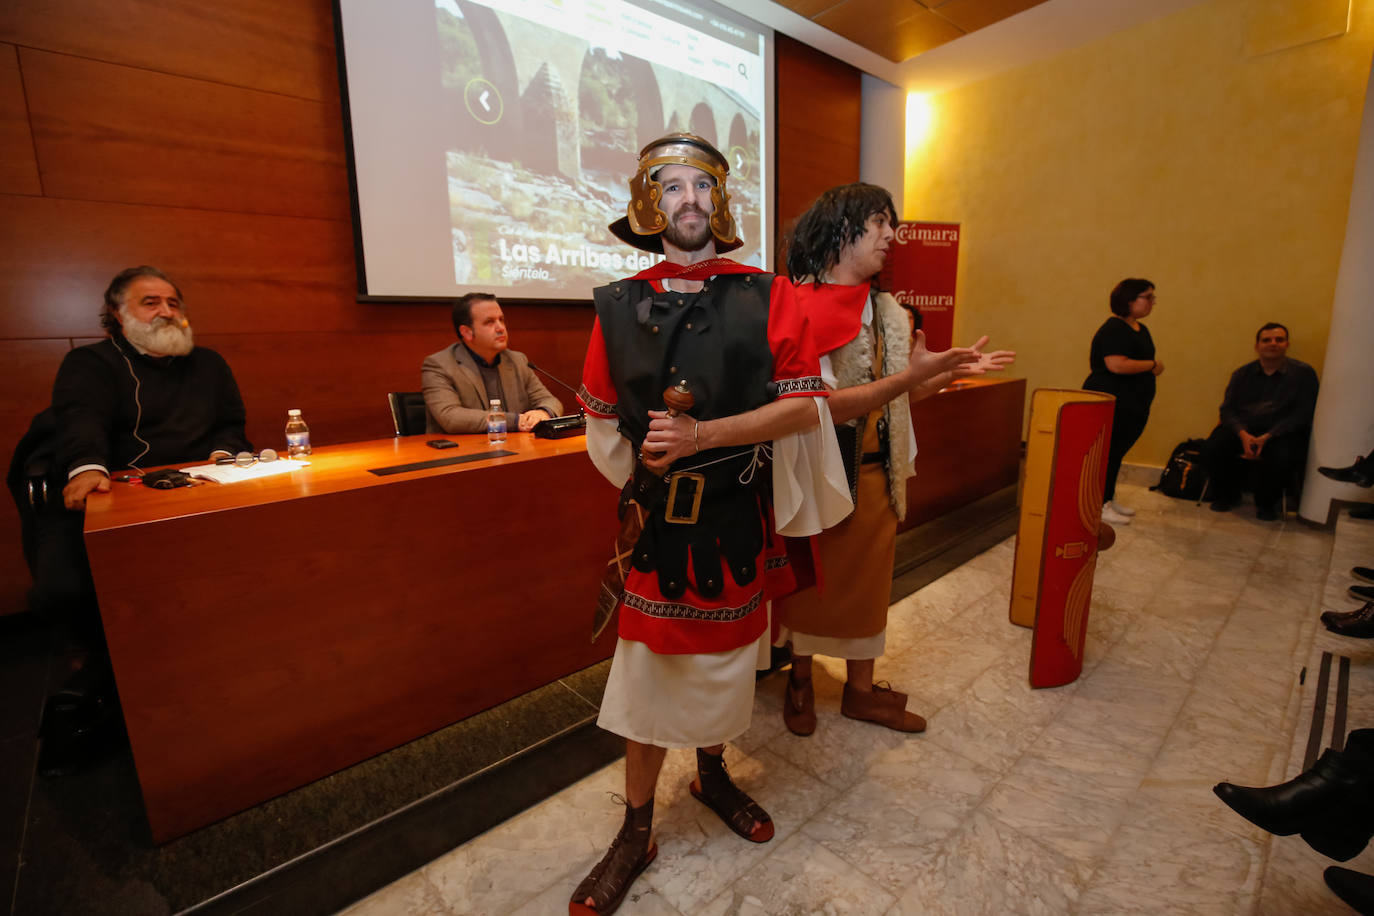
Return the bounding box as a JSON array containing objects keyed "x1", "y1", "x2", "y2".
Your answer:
[{"x1": 608, "y1": 132, "x2": 742, "y2": 254}]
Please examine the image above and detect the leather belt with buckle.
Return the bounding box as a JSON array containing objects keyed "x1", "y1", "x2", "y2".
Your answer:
[{"x1": 664, "y1": 471, "x2": 705, "y2": 524}]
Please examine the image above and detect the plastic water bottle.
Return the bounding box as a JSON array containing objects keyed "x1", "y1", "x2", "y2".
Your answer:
[
  {"x1": 487, "y1": 399, "x2": 506, "y2": 446},
  {"x1": 285, "y1": 408, "x2": 312, "y2": 457}
]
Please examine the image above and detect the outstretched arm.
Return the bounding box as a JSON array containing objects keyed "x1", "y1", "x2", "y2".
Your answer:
[
  {"x1": 912, "y1": 335, "x2": 1017, "y2": 402},
  {"x1": 827, "y1": 330, "x2": 980, "y2": 424}
]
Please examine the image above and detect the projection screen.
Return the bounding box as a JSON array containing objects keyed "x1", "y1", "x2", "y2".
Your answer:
[{"x1": 335, "y1": 0, "x2": 775, "y2": 300}]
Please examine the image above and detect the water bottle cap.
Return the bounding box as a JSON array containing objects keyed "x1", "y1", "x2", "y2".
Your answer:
[{"x1": 288, "y1": 409, "x2": 301, "y2": 416}]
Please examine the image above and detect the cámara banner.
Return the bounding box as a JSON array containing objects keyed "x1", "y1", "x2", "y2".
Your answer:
[{"x1": 880, "y1": 221, "x2": 960, "y2": 352}]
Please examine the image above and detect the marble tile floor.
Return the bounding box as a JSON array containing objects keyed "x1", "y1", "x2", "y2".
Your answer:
[{"x1": 343, "y1": 484, "x2": 1374, "y2": 915}]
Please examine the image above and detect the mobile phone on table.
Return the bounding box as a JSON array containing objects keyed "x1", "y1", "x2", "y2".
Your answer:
[{"x1": 426, "y1": 439, "x2": 459, "y2": 450}]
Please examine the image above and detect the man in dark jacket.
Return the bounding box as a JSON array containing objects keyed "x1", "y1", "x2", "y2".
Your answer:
[{"x1": 1202, "y1": 322, "x2": 1319, "y2": 520}]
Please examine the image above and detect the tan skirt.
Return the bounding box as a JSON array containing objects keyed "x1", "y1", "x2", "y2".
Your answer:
[{"x1": 776, "y1": 435, "x2": 898, "y2": 640}]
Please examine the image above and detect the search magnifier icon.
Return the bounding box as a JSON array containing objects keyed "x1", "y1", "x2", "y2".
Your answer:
[{"x1": 738, "y1": 63, "x2": 746, "y2": 77}]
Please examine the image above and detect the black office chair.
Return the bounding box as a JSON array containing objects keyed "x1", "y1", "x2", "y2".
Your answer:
[
  {"x1": 7, "y1": 407, "x2": 60, "y2": 573},
  {"x1": 387, "y1": 392, "x2": 428, "y2": 437}
]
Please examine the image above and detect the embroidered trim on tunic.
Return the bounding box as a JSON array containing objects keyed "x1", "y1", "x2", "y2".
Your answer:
[
  {"x1": 774, "y1": 376, "x2": 825, "y2": 396},
  {"x1": 623, "y1": 590, "x2": 761, "y2": 622},
  {"x1": 578, "y1": 384, "x2": 616, "y2": 417}
]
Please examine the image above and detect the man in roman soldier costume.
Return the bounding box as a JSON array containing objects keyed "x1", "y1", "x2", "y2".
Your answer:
[
  {"x1": 775, "y1": 182, "x2": 1014, "y2": 737},
  {"x1": 571, "y1": 133, "x2": 851, "y2": 914}
]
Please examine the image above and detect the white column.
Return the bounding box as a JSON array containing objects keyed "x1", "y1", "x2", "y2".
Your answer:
[
  {"x1": 1301, "y1": 58, "x2": 1374, "y2": 522},
  {"x1": 860, "y1": 74, "x2": 906, "y2": 212}
]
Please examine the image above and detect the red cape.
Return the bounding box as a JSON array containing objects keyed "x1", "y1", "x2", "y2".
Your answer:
[{"x1": 793, "y1": 281, "x2": 871, "y2": 355}]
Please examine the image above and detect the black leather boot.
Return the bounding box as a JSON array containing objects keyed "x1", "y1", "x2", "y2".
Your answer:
[
  {"x1": 1326, "y1": 601, "x2": 1374, "y2": 638},
  {"x1": 1325, "y1": 867, "x2": 1374, "y2": 915},
  {"x1": 1344, "y1": 729, "x2": 1374, "y2": 763},
  {"x1": 1352, "y1": 585, "x2": 1374, "y2": 601},
  {"x1": 1319, "y1": 455, "x2": 1374, "y2": 487},
  {"x1": 1322, "y1": 601, "x2": 1374, "y2": 629},
  {"x1": 1214, "y1": 747, "x2": 1374, "y2": 850}
]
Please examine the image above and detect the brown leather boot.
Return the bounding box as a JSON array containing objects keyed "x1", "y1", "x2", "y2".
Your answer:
[
  {"x1": 841, "y1": 682, "x2": 926, "y2": 733},
  {"x1": 783, "y1": 674, "x2": 816, "y2": 736}
]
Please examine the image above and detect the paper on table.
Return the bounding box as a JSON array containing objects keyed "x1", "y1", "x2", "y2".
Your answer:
[{"x1": 181, "y1": 459, "x2": 310, "y2": 484}]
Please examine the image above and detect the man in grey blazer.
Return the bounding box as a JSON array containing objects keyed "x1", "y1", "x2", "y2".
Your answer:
[{"x1": 422, "y1": 293, "x2": 563, "y2": 434}]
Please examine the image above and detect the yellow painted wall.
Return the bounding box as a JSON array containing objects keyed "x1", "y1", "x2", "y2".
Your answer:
[{"x1": 906, "y1": 0, "x2": 1374, "y2": 466}]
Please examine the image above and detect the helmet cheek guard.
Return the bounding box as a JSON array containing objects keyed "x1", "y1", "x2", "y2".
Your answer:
[
  {"x1": 609, "y1": 132, "x2": 743, "y2": 254},
  {"x1": 626, "y1": 167, "x2": 667, "y2": 236},
  {"x1": 709, "y1": 183, "x2": 735, "y2": 248}
]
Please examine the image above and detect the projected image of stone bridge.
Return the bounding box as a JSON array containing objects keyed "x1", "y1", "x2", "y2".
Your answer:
[
  {"x1": 448, "y1": 0, "x2": 759, "y2": 186},
  {"x1": 439, "y1": 0, "x2": 764, "y2": 285}
]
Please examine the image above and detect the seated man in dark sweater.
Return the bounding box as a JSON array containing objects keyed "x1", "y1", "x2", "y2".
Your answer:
[
  {"x1": 32, "y1": 265, "x2": 250, "y2": 774},
  {"x1": 58, "y1": 266, "x2": 250, "y2": 510},
  {"x1": 1201, "y1": 322, "x2": 1318, "y2": 520}
]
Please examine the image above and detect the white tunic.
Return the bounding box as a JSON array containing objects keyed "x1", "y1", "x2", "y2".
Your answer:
[{"x1": 587, "y1": 397, "x2": 849, "y2": 747}]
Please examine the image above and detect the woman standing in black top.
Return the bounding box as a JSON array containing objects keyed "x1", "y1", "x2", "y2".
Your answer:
[{"x1": 1083, "y1": 278, "x2": 1164, "y2": 525}]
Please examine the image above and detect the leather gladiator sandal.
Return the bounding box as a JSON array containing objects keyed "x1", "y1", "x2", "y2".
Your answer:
[
  {"x1": 690, "y1": 748, "x2": 774, "y2": 843},
  {"x1": 570, "y1": 796, "x2": 657, "y2": 915},
  {"x1": 841, "y1": 682, "x2": 927, "y2": 733},
  {"x1": 783, "y1": 673, "x2": 816, "y2": 736}
]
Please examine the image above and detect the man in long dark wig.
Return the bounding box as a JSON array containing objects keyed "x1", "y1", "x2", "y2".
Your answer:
[{"x1": 774, "y1": 182, "x2": 1013, "y2": 738}]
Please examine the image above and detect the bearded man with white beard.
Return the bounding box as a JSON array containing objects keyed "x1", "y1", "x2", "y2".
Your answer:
[
  {"x1": 55, "y1": 265, "x2": 251, "y2": 510},
  {"x1": 25, "y1": 266, "x2": 250, "y2": 775}
]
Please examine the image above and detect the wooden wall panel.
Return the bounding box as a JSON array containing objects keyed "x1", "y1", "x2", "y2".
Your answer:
[
  {"x1": 775, "y1": 34, "x2": 862, "y2": 252},
  {"x1": 0, "y1": 195, "x2": 358, "y2": 339},
  {"x1": 201, "y1": 325, "x2": 593, "y2": 449},
  {"x1": 22, "y1": 49, "x2": 348, "y2": 219},
  {"x1": 0, "y1": 43, "x2": 40, "y2": 195},
  {"x1": 0, "y1": 0, "x2": 338, "y2": 101}
]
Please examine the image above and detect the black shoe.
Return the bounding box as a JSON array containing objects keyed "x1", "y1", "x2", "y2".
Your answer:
[
  {"x1": 1215, "y1": 749, "x2": 1365, "y2": 834},
  {"x1": 1210, "y1": 498, "x2": 1237, "y2": 512},
  {"x1": 1321, "y1": 601, "x2": 1373, "y2": 628},
  {"x1": 1326, "y1": 602, "x2": 1374, "y2": 638},
  {"x1": 1354, "y1": 505, "x2": 1374, "y2": 520},
  {"x1": 1356, "y1": 567, "x2": 1374, "y2": 584},
  {"x1": 1325, "y1": 866, "x2": 1374, "y2": 914},
  {"x1": 1256, "y1": 502, "x2": 1280, "y2": 521},
  {"x1": 1215, "y1": 749, "x2": 1374, "y2": 861},
  {"x1": 35, "y1": 685, "x2": 123, "y2": 778},
  {"x1": 1344, "y1": 729, "x2": 1374, "y2": 763},
  {"x1": 1352, "y1": 585, "x2": 1374, "y2": 601},
  {"x1": 1319, "y1": 455, "x2": 1374, "y2": 487}
]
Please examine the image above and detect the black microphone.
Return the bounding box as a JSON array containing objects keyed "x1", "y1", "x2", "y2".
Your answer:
[
  {"x1": 527, "y1": 362, "x2": 582, "y2": 404},
  {"x1": 526, "y1": 362, "x2": 588, "y2": 439}
]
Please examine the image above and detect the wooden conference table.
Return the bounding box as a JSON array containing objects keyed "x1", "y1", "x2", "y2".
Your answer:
[
  {"x1": 82, "y1": 433, "x2": 621, "y2": 843},
  {"x1": 82, "y1": 377, "x2": 1025, "y2": 844}
]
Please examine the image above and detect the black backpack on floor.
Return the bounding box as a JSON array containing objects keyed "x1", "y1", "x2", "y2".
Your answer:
[{"x1": 1151, "y1": 438, "x2": 1209, "y2": 500}]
